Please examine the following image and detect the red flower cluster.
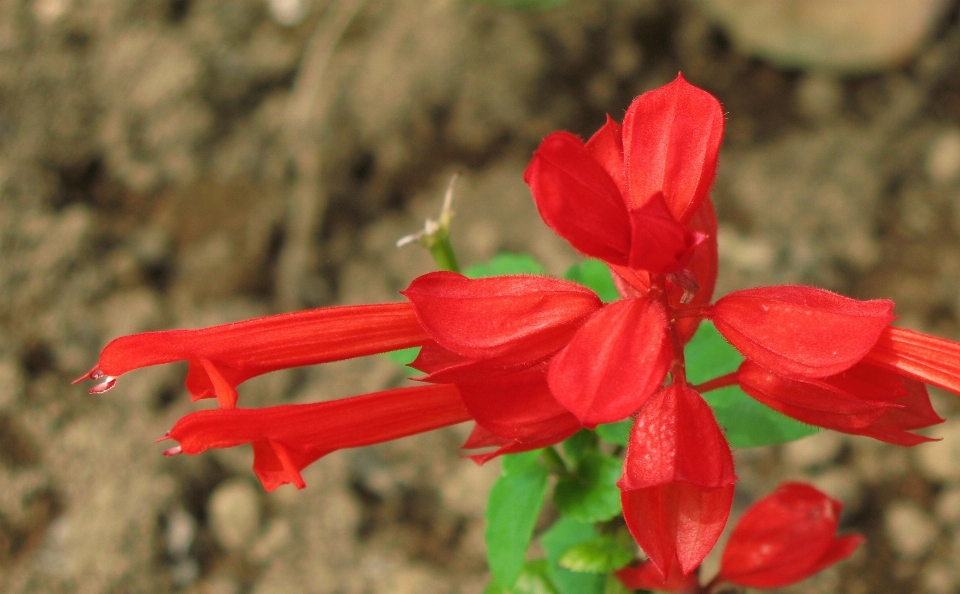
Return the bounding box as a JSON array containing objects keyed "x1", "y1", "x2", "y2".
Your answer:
[
  {"x1": 616, "y1": 482, "x2": 864, "y2": 592},
  {"x1": 77, "y1": 75, "x2": 960, "y2": 585}
]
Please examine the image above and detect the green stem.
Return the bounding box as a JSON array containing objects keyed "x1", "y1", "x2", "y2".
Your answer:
[
  {"x1": 428, "y1": 232, "x2": 460, "y2": 273},
  {"x1": 540, "y1": 446, "x2": 569, "y2": 475}
]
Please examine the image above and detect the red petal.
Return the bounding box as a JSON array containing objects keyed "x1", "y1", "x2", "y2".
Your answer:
[
  {"x1": 713, "y1": 286, "x2": 895, "y2": 378},
  {"x1": 823, "y1": 362, "x2": 909, "y2": 403},
  {"x1": 167, "y1": 383, "x2": 470, "y2": 491},
  {"x1": 457, "y1": 366, "x2": 581, "y2": 442},
  {"x1": 585, "y1": 115, "x2": 626, "y2": 196},
  {"x1": 403, "y1": 272, "x2": 602, "y2": 365},
  {"x1": 619, "y1": 384, "x2": 736, "y2": 490},
  {"x1": 622, "y1": 482, "x2": 734, "y2": 577},
  {"x1": 462, "y1": 420, "x2": 580, "y2": 465},
  {"x1": 622, "y1": 74, "x2": 724, "y2": 222},
  {"x1": 410, "y1": 342, "x2": 537, "y2": 383},
  {"x1": 525, "y1": 131, "x2": 631, "y2": 264},
  {"x1": 76, "y1": 303, "x2": 430, "y2": 408},
  {"x1": 628, "y1": 191, "x2": 707, "y2": 274},
  {"x1": 719, "y1": 482, "x2": 854, "y2": 589},
  {"x1": 850, "y1": 379, "x2": 944, "y2": 446},
  {"x1": 804, "y1": 534, "x2": 865, "y2": 577},
  {"x1": 548, "y1": 298, "x2": 671, "y2": 426},
  {"x1": 864, "y1": 326, "x2": 960, "y2": 396},
  {"x1": 736, "y1": 361, "x2": 894, "y2": 432},
  {"x1": 615, "y1": 559, "x2": 699, "y2": 592}
]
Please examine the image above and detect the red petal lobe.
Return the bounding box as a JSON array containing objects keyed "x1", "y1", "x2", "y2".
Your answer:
[
  {"x1": 713, "y1": 285, "x2": 895, "y2": 378},
  {"x1": 622, "y1": 74, "x2": 724, "y2": 221},
  {"x1": 619, "y1": 384, "x2": 736, "y2": 490},
  {"x1": 548, "y1": 298, "x2": 671, "y2": 426},
  {"x1": 622, "y1": 482, "x2": 734, "y2": 577},
  {"x1": 525, "y1": 131, "x2": 631, "y2": 264},
  {"x1": 719, "y1": 482, "x2": 858, "y2": 589},
  {"x1": 403, "y1": 272, "x2": 602, "y2": 365}
]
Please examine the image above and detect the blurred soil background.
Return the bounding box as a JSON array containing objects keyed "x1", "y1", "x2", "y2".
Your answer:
[{"x1": 4, "y1": 0, "x2": 960, "y2": 592}]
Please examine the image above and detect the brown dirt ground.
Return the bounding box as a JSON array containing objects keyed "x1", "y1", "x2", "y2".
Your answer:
[{"x1": 4, "y1": 1, "x2": 960, "y2": 593}]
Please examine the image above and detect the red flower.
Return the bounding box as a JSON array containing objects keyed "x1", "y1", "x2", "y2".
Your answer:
[
  {"x1": 616, "y1": 483, "x2": 864, "y2": 592},
  {"x1": 163, "y1": 383, "x2": 470, "y2": 491},
  {"x1": 703, "y1": 285, "x2": 951, "y2": 445},
  {"x1": 75, "y1": 303, "x2": 430, "y2": 409},
  {"x1": 618, "y1": 383, "x2": 736, "y2": 578},
  {"x1": 711, "y1": 285, "x2": 895, "y2": 378},
  {"x1": 717, "y1": 483, "x2": 864, "y2": 589}
]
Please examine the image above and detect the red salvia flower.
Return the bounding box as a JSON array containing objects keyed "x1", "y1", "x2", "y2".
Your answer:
[
  {"x1": 717, "y1": 483, "x2": 864, "y2": 589},
  {"x1": 163, "y1": 383, "x2": 470, "y2": 491},
  {"x1": 618, "y1": 383, "x2": 736, "y2": 577},
  {"x1": 711, "y1": 285, "x2": 896, "y2": 378},
  {"x1": 616, "y1": 482, "x2": 864, "y2": 592},
  {"x1": 74, "y1": 303, "x2": 430, "y2": 408}
]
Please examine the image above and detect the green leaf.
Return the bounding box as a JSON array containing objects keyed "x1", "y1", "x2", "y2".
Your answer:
[
  {"x1": 558, "y1": 537, "x2": 634, "y2": 574},
  {"x1": 540, "y1": 519, "x2": 605, "y2": 594},
  {"x1": 553, "y1": 451, "x2": 622, "y2": 523},
  {"x1": 603, "y1": 574, "x2": 631, "y2": 594},
  {"x1": 473, "y1": 0, "x2": 572, "y2": 11},
  {"x1": 561, "y1": 430, "x2": 596, "y2": 464},
  {"x1": 595, "y1": 420, "x2": 631, "y2": 447},
  {"x1": 485, "y1": 561, "x2": 562, "y2": 594},
  {"x1": 486, "y1": 454, "x2": 550, "y2": 587},
  {"x1": 466, "y1": 253, "x2": 546, "y2": 279},
  {"x1": 564, "y1": 260, "x2": 619, "y2": 302},
  {"x1": 686, "y1": 321, "x2": 818, "y2": 448}
]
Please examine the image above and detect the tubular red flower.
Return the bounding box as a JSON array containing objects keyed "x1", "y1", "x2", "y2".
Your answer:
[
  {"x1": 402, "y1": 272, "x2": 602, "y2": 366},
  {"x1": 718, "y1": 483, "x2": 864, "y2": 589},
  {"x1": 621, "y1": 73, "x2": 724, "y2": 222},
  {"x1": 863, "y1": 326, "x2": 960, "y2": 396},
  {"x1": 166, "y1": 383, "x2": 470, "y2": 491},
  {"x1": 548, "y1": 297, "x2": 671, "y2": 426},
  {"x1": 74, "y1": 303, "x2": 431, "y2": 408},
  {"x1": 525, "y1": 75, "x2": 722, "y2": 282},
  {"x1": 736, "y1": 361, "x2": 896, "y2": 432},
  {"x1": 736, "y1": 360, "x2": 943, "y2": 444},
  {"x1": 712, "y1": 285, "x2": 895, "y2": 378},
  {"x1": 618, "y1": 384, "x2": 736, "y2": 577}
]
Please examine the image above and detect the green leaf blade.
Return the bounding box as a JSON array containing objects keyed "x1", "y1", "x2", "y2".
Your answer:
[
  {"x1": 686, "y1": 321, "x2": 818, "y2": 448},
  {"x1": 486, "y1": 454, "x2": 550, "y2": 587},
  {"x1": 466, "y1": 253, "x2": 546, "y2": 279},
  {"x1": 558, "y1": 537, "x2": 634, "y2": 574},
  {"x1": 553, "y1": 451, "x2": 622, "y2": 523},
  {"x1": 563, "y1": 260, "x2": 619, "y2": 302},
  {"x1": 540, "y1": 519, "x2": 605, "y2": 594}
]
